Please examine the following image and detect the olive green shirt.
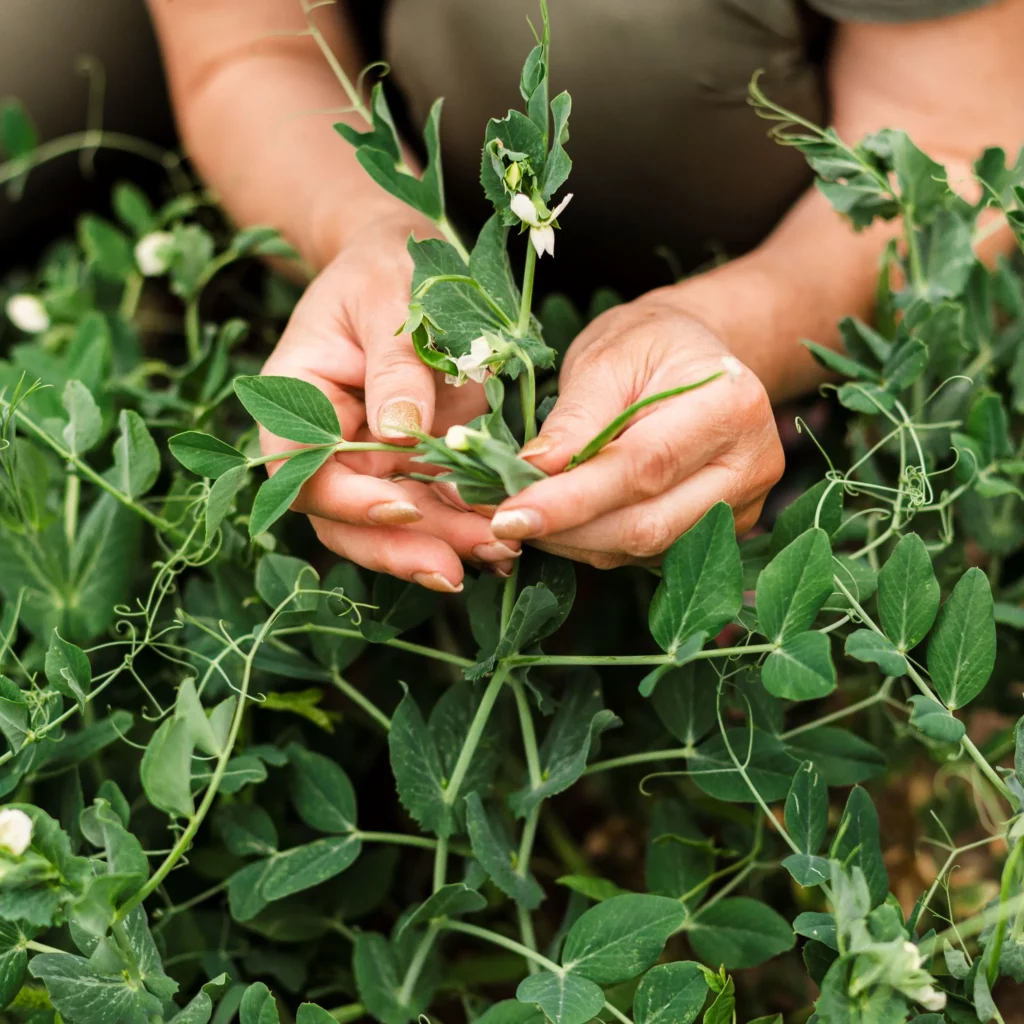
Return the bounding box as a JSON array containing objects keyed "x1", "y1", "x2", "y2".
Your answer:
[{"x1": 383, "y1": 0, "x2": 992, "y2": 298}]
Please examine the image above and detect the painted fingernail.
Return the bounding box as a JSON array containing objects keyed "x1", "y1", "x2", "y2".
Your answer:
[
  {"x1": 491, "y1": 508, "x2": 544, "y2": 540},
  {"x1": 472, "y1": 541, "x2": 522, "y2": 562},
  {"x1": 378, "y1": 399, "x2": 423, "y2": 439},
  {"x1": 519, "y1": 436, "x2": 555, "y2": 461},
  {"x1": 411, "y1": 571, "x2": 464, "y2": 594},
  {"x1": 367, "y1": 500, "x2": 423, "y2": 525}
]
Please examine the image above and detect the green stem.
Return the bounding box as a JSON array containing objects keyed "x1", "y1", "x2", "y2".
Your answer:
[
  {"x1": 832, "y1": 576, "x2": 1016, "y2": 807},
  {"x1": 779, "y1": 680, "x2": 894, "y2": 740},
  {"x1": 116, "y1": 598, "x2": 289, "y2": 921},
  {"x1": 566, "y1": 373, "x2": 725, "y2": 469},
  {"x1": 517, "y1": 242, "x2": 537, "y2": 336},
  {"x1": 273, "y1": 623, "x2": 474, "y2": 668},
  {"x1": 437, "y1": 217, "x2": 471, "y2": 263},
  {"x1": 508, "y1": 644, "x2": 775, "y2": 668},
  {"x1": 245, "y1": 440, "x2": 412, "y2": 469},
  {"x1": 441, "y1": 919, "x2": 561, "y2": 973},
  {"x1": 356, "y1": 831, "x2": 464, "y2": 853},
  {"x1": 433, "y1": 836, "x2": 449, "y2": 892},
  {"x1": 443, "y1": 668, "x2": 509, "y2": 807},
  {"x1": 184, "y1": 300, "x2": 202, "y2": 363},
  {"x1": 326, "y1": 1005, "x2": 366, "y2": 1024},
  {"x1": 398, "y1": 922, "x2": 440, "y2": 1006},
  {"x1": 329, "y1": 668, "x2": 392, "y2": 730},
  {"x1": 987, "y1": 838, "x2": 1024, "y2": 988},
  {"x1": 583, "y1": 747, "x2": 690, "y2": 777},
  {"x1": 119, "y1": 272, "x2": 144, "y2": 321},
  {"x1": 3, "y1": 398, "x2": 174, "y2": 533},
  {"x1": 26, "y1": 940, "x2": 64, "y2": 955},
  {"x1": 63, "y1": 470, "x2": 80, "y2": 549},
  {"x1": 512, "y1": 678, "x2": 543, "y2": 972},
  {"x1": 520, "y1": 359, "x2": 538, "y2": 444}
]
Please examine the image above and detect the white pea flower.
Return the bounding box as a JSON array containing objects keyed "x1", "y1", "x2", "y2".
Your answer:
[
  {"x1": 5, "y1": 294, "x2": 50, "y2": 334},
  {"x1": 0, "y1": 808, "x2": 33, "y2": 856},
  {"x1": 721, "y1": 355, "x2": 744, "y2": 380},
  {"x1": 445, "y1": 425, "x2": 472, "y2": 451},
  {"x1": 904, "y1": 982, "x2": 946, "y2": 1012},
  {"x1": 446, "y1": 336, "x2": 496, "y2": 387},
  {"x1": 510, "y1": 191, "x2": 573, "y2": 258},
  {"x1": 134, "y1": 231, "x2": 177, "y2": 276}
]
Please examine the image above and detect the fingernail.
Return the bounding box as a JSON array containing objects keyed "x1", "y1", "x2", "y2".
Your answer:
[
  {"x1": 378, "y1": 399, "x2": 422, "y2": 439},
  {"x1": 472, "y1": 541, "x2": 522, "y2": 562},
  {"x1": 519, "y1": 436, "x2": 555, "y2": 461},
  {"x1": 411, "y1": 571, "x2": 464, "y2": 594},
  {"x1": 491, "y1": 508, "x2": 544, "y2": 540},
  {"x1": 367, "y1": 500, "x2": 423, "y2": 525}
]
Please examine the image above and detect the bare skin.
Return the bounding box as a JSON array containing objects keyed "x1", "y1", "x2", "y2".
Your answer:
[{"x1": 148, "y1": 0, "x2": 1024, "y2": 587}]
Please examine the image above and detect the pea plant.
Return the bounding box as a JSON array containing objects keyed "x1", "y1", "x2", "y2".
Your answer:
[{"x1": 1, "y1": 5, "x2": 1024, "y2": 1023}]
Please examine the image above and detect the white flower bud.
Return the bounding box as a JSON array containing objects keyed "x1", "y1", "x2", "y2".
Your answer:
[
  {"x1": 529, "y1": 225, "x2": 555, "y2": 258},
  {"x1": 134, "y1": 231, "x2": 176, "y2": 276},
  {"x1": 0, "y1": 808, "x2": 33, "y2": 856},
  {"x1": 5, "y1": 294, "x2": 50, "y2": 334},
  {"x1": 445, "y1": 425, "x2": 472, "y2": 451}
]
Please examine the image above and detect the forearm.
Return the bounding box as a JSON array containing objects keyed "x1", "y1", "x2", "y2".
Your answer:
[{"x1": 147, "y1": 0, "x2": 420, "y2": 268}]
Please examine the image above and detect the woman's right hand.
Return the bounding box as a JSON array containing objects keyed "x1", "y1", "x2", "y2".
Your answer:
[{"x1": 259, "y1": 213, "x2": 521, "y2": 592}]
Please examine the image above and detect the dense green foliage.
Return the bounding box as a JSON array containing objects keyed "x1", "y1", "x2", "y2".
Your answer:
[{"x1": 2, "y1": 7, "x2": 1024, "y2": 1023}]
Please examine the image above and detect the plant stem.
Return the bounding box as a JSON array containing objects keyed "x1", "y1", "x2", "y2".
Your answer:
[
  {"x1": 326, "y1": 1004, "x2": 366, "y2": 1024},
  {"x1": 26, "y1": 940, "x2": 64, "y2": 955},
  {"x1": 441, "y1": 919, "x2": 561, "y2": 973},
  {"x1": 517, "y1": 242, "x2": 537, "y2": 337},
  {"x1": 329, "y1": 667, "x2": 392, "y2": 730},
  {"x1": 116, "y1": 598, "x2": 289, "y2": 920},
  {"x1": 184, "y1": 299, "x2": 202, "y2": 363},
  {"x1": 832, "y1": 576, "x2": 1016, "y2": 807},
  {"x1": 433, "y1": 835, "x2": 449, "y2": 891},
  {"x1": 583, "y1": 748, "x2": 690, "y2": 776},
  {"x1": 3, "y1": 397, "x2": 174, "y2": 533},
  {"x1": 437, "y1": 217, "x2": 471, "y2": 263},
  {"x1": 356, "y1": 831, "x2": 454, "y2": 852},
  {"x1": 987, "y1": 838, "x2": 1024, "y2": 988},
  {"x1": 398, "y1": 922, "x2": 440, "y2": 1006},
  {"x1": 273, "y1": 623, "x2": 474, "y2": 668},
  {"x1": 520, "y1": 360, "x2": 537, "y2": 444},
  {"x1": 63, "y1": 470, "x2": 80, "y2": 548},
  {"x1": 443, "y1": 668, "x2": 509, "y2": 807},
  {"x1": 511, "y1": 678, "x2": 543, "y2": 972},
  {"x1": 779, "y1": 681, "x2": 894, "y2": 740},
  {"x1": 508, "y1": 644, "x2": 775, "y2": 668}
]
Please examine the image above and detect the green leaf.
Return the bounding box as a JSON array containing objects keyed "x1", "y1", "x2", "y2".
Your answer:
[
  {"x1": 288, "y1": 745, "x2": 357, "y2": 833},
  {"x1": 756, "y1": 528, "x2": 833, "y2": 643},
  {"x1": 353, "y1": 931, "x2": 436, "y2": 1024},
  {"x1": 79, "y1": 216, "x2": 135, "y2": 281},
  {"x1": 632, "y1": 961, "x2": 707, "y2": 1024},
  {"x1": 169, "y1": 224, "x2": 215, "y2": 299},
  {"x1": 476, "y1": 1001, "x2": 545, "y2": 1024},
  {"x1": 1, "y1": 99, "x2": 38, "y2": 159},
  {"x1": 169, "y1": 432, "x2": 248, "y2": 479},
  {"x1": 969, "y1": 391, "x2": 1015, "y2": 463},
  {"x1": 762, "y1": 630, "x2": 837, "y2": 701},
  {"x1": 832, "y1": 786, "x2": 888, "y2": 907},
  {"x1": 784, "y1": 727, "x2": 886, "y2": 786},
  {"x1": 465, "y1": 793, "x2": 544, "y2": 909},
  {"x1": 216, "y1": 804, "x2": 278, "y2": 857},
  {"x1": 112, "y1": 183, "x2": 155, "y2": 236},
  {"x1": 803, "y1": 340, "x2": 877, "y2": 381},
  {"x1": 174, "y1": 677, "x2": 221, "y2": 756},
  {"x1": 0, "y1": 920, "x2": 31, "y2": 1008},
  {"x1": 334, "y1": 83, "x2": 401, "y2": 162},
  {"x1": 927, "y1": 567, "x2": 996, "y2": 709},
  {"x1": 877, "y1": 534, "x2": 940, "y2": 652},
  {"x1": 0, "y1": 676, "x2": 28, "y2": 753},
  {"x1": 649, "y1": 502, "x2": 742, "y2": 656},
  {"x1": 140, "y1": 717, "x2": 195, "y2": 818},
  {"x1": 110, "y1": 410, "x2": 160, "y2": 498},
  {"x1": 687, "y1": 897, "x2": 795, "y2": 970},
  {"x1": 395, "y1": 882, "x2": 486, "y2": 939},
  {"x1": 782, "y1": 854, "x2": 832, "y2": 887},
  {"x1": 239, "y1": 982, "x2": 280, "y2": 1024},
  {"x1": 249, "y1": 448, "x2": 333, "y2": 537},
  {"x1": 907, "y1": 695, "x2": 965, "y2": 743},
  {"x1": 881, "y1": 338, "x2": 928, "y2": 392},
  {"x1": 62, "y1": 380, "x2": 102, "y2": 456},
  {"x1": 701, "y1": 976, "x2": 736, "y2": 1024},
  {"x1": 234, "y1": 376, "x2": 342, "y2": 444},
  {"x1": 469, "y1": 215, "x2": 521, "y2": 322},
  {"x1": 649, "y1": 661, "x2": 717, "y2": 746},
  {"x1": 44, "y1": 631, "x2": 91, "y2": 711},
  {"x1": 29, "y1": 951, "x2": 162, "y2": 1024},
  {"x1": 516, "y1": 972, "x2": 604, "y2": 1024},
  {"x1": 388, "y1": 687, "x2": 453, "y2": 837},
  {"x1": 838, "y1": 315, "x2": 891, "y2": 365},
  {"x1": 561, "y1": 894, "x2": 687, "y2": 984},
  {"x1": 509, "y1": 675, "x2": 620, "y2": 818},
  {"x1": 786, "y1": 761, "x2": 828, "y2": 855},
  {"x1": 259, "y1": 836, "x2": 362, "y2": 901},
  {"x1": 689, "y1": 728, "x2": 800, "y2": 803},
  {"x1": 794, "y1": 911, "x2": 837, "y2": 949},
  {"x1": 256, "y1": 554, "x2": 319, "y2": 613},
  {"x1": 556, "y1": 875, "x2": 630, "y2": 902},
  {"x1": 844, "y1": 629, "x2": 908, "y2": 676},
  {"x1": 891, "y1": 131, "x2": 949, "y2": 226},
  {"x1": 770, "y1": 481, "x2": 844, "y2": 555},
  {"x1": 168, "y1": 975, "x2": 229, "y2": 1024}
]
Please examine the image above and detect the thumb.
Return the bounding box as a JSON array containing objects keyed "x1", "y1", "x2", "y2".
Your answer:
[
  {"x1": 518, "y1": 358, "x2": 628, "y2": 475},
  {"x1": 360, "y1": 296, "x2": 437, "y2": 444}
]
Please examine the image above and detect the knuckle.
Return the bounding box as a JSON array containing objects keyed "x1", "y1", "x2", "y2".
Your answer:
[
  {"x1": 630, "y1": 436, "x2": 679, "y2": 498},
  {"x1": 735, "y1": 502, "x2": 763, "y2": 536},
  {"x1": 622, "y1": 510, "x2": 674, "y2": 559}
]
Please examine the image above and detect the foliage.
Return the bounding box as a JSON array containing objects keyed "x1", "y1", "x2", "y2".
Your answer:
[{"x1": 1, "y1": 6, "x2": 1024, "y2": 1024}]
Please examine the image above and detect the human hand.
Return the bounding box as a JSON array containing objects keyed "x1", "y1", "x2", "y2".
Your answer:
[
  {"x1": 487, "y1": 291, "x2": 786, "y2": 568},
  {"x1": 259, "y1": 212, "x2": 521, "y2": 591}
]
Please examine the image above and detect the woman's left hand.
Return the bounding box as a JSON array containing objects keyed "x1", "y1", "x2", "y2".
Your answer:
[{"x1": 488, "y1": 290, "x2": 786, "y2": 568}]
